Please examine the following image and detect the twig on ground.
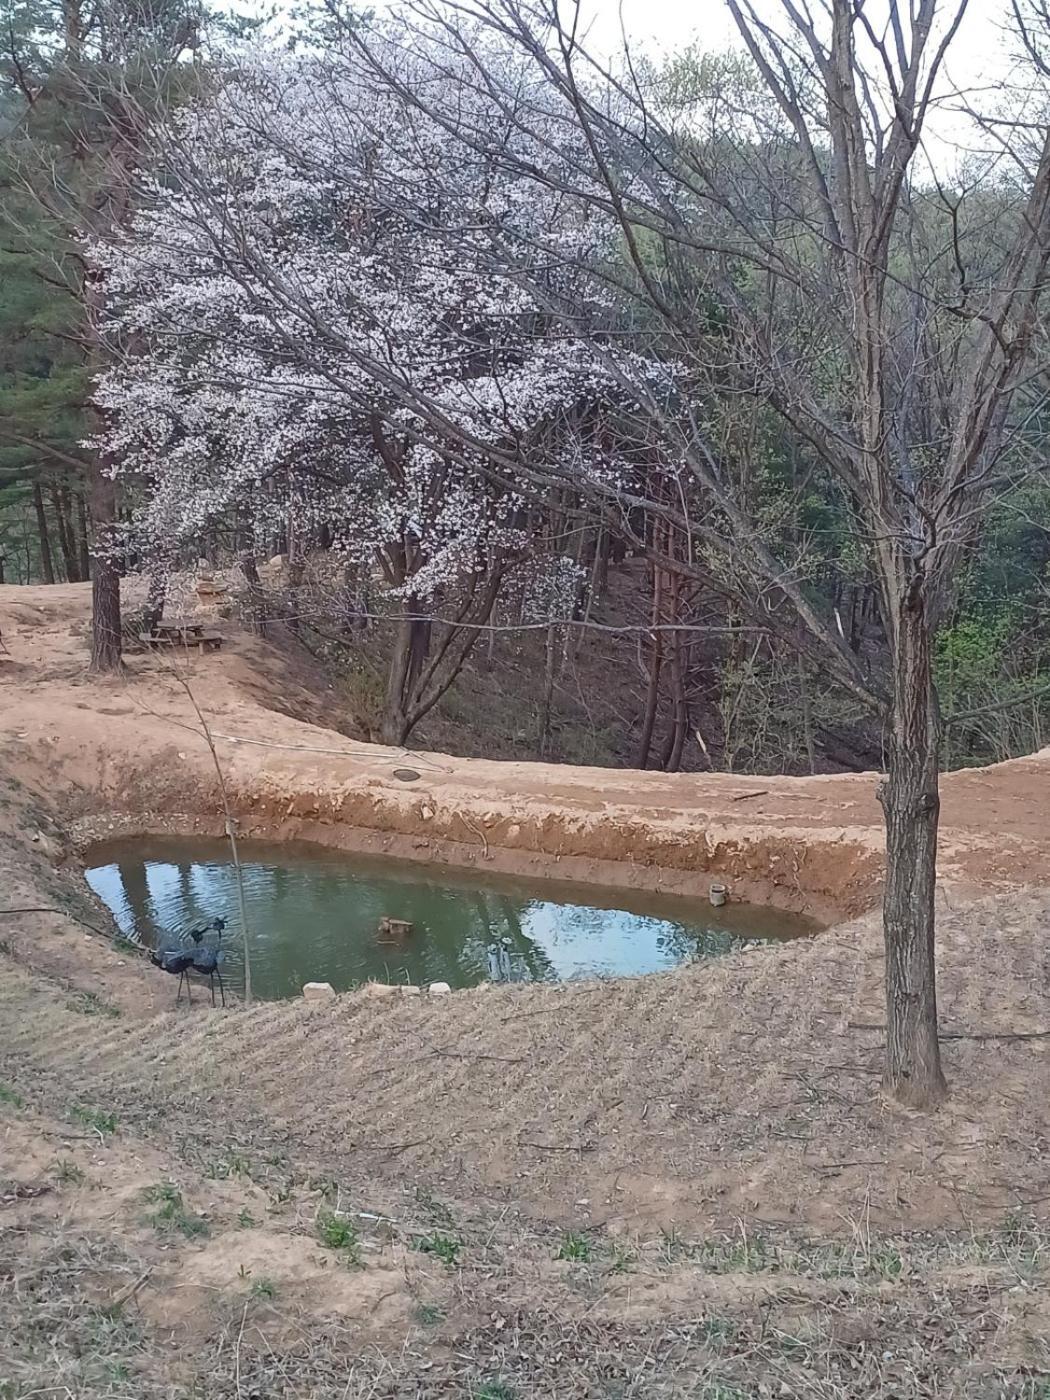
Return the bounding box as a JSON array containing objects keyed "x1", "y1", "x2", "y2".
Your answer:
[
  {"x1": 848, "y1": 1021, "x2": 1050, "y2": 1042},
  {"x1": 456, "y1": 812, "x2": 489, "y2": 856},
  {"x1": 104, "y1": 1266, "x2": 153, "y2": 1315},
  {"x1": 517, "y1": 1138, "x2": 597, "y2": 1152}
]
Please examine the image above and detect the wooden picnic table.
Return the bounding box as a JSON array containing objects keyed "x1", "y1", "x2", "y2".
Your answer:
[
  {"x1": 152, "y1": 618, "x2": 206, "y2": 638},
  {"x1": 140, "y1": 618, "x2": 223, "y2": 654}
]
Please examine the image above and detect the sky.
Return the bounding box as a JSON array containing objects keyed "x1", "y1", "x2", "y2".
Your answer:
[
  {"x1": 577, "y1": 0, "x2": 1012, "y2": 78},
  {"x1": 554, "y1": 0, "x2": 1027, "y2": 166}
]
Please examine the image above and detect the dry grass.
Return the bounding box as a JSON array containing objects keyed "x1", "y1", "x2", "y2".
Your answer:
[{"x1": 4, "y1": 1193, "x2": 1050, "y2": 1398}]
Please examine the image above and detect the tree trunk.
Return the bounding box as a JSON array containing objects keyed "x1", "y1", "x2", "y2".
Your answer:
[
  {"x1": 51, "y1": 484, "x2": 79, "y2": 581},
  {"x1": 538, "y1": 622, "x2": 557, "y2": 759},
  {"x1": 76, "y1": 490, "x2": 90, "y2": 582},
  {"x1": 239, "y1": 551, "x2": 267, "y2": 637},
  {"x1": 877, "y1": 586, "x2": 947, "y2": 1109},
  {"x1": 380, "y1": 612, "x2": 415, "y2": 745},
  {"x1": 665, "y1": 633, "x2": 688, "y2": 772},
  {"x1": 32, "y1": 482, "x2": 56, "y2": 584},
  {"x1": 88, "y1": 466, "x2": 122, "y2": 673},
  {"x1": 635, "y1": 564, "x2": 663, "y2": 768},
  {"x1": 143, "y1": 569, "x2": 167, "y2": 635}
]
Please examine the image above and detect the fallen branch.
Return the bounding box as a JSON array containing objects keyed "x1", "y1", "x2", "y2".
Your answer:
[
  {"x1": 104, "y1": 1266, "x2": 153, "y2": 1316},
  {"x1": 0, "y1": 907, "x2": 118, "y2": 939},
  {"x1": 730, "y1": 789, "x2": 770, "y2": 802},
  {"x1": 848, "y1": 1021, "x2": 1050, "y2": 1042},
  {"x1": 456, "y1": 811, "x2": 489, "y2": 857},
  {"x1": 517, "y1": 1138, "x2": 597, "y2": 1152},
  {"x1": 426, "y1": 1045, "x2": 527, "y2": 1064}
]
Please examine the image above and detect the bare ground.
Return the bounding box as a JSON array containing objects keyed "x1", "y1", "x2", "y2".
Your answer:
[{"x1": 3, "y1": 582, "x2": 1050, "y2": 1396}]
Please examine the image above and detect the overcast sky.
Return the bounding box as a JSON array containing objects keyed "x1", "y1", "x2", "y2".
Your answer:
[
  {"x1": 578, "y1": 0, "x2": 1012, "y2": 76},
  {"x1": 551, "y1": 0, "x2": 1026, "y2": 167}
]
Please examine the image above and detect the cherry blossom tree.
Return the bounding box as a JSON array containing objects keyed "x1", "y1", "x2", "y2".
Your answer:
[{"x1": 92, "y1": 38, "x2": 659, "y2": 740}]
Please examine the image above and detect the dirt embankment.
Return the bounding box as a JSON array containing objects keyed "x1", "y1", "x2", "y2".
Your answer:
[
  {"x1": 5, "y1": 584, "x2": 1050, "y2": 1398},
  {"x1": 4, "y1": 582, "x2": 1050, "y2": 920}
]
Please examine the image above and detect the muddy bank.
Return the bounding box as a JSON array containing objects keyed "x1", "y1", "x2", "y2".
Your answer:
[
  {"x1": 70, "y1": 801, "x2": 872, "y2": 923},
  {"x1": 5, "y1": 581, "x2": 1050, "y2": 932}
]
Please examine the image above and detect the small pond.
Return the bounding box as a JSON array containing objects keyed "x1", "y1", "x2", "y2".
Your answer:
[{"x1": 85, "y1": 837, "x2": 820, "y2": 1000}]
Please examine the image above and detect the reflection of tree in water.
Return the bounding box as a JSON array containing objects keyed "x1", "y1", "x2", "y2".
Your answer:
[
  {"x1": 117, "y1": 859, "x2": 155, "y2": 946},
  {"x1": 490, "y1": 896, "x2": 555, "y2": 982},
  {"x1": 656, "y1": 925, "x2": 761, "y2": 964},
  {"x1": 430, "y1": 889, "x2": 555, "y2": 984}
]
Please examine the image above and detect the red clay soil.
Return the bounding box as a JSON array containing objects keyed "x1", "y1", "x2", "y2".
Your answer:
[{"x1": 2, "y1": 580, "x2": 1050, "y2": 1246}]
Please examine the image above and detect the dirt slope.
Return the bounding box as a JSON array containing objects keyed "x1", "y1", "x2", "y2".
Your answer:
[
  {"x1": 4, "y1": 582, "x2": 1050, "y2": 1394},
  {"x1": 4, "y1": 581, "x2": 1050, "y2": 916}
]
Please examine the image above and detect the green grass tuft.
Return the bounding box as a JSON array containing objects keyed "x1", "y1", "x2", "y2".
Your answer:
[
  {"x1": 65, "y1": 991, "x2": 120, "y2": 1018},
  {"x1": 52, "y1": 1159, "x2": 85, "y2": 1185},
  {"x1": 144, "y1": 1182, "x2": 209, "y2": 1238},
  {"x1": 0, "y1": 1083, "x2": 24, "y2": 1110},
  {"x1": 316, "y1": 1210, "x2": 362, "y2": 1264},
  {"x1": 414, "y1": 1232, "x2": 462, "y2": 1266},
  {"x1": 556, "y1": 1231, "x2": 592, "y2": 1262},
  {"x1": 71, "y1": 1104, "x2": 117, "y2": 1137},
  {"x1": 474, "y1": 1381, "x2": 517, "y2": 1400}
]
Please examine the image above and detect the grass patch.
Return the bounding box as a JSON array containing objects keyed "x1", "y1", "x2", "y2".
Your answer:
[
  {"x1": 71, "y1": 1104, "x2": 117, "y2": 1137},
  {"x1": 556, "y1": 1232, "x2": 592, "y2": 1263},
  {"x1": 65, "y1": 991, "x2": 120, "y2": 1018},
  {"x1": 414, "y1": 1232, "x2": 462, "y2": 1267},
  {"x1": 250, "y1": 1277, "x2": 277, "y2": 1300},
  {"x1": 52, "y1": 1159, "x2": 85, "y2": 1185},
  {"x1": 205, "y1": 1152, "x2": 253, "y2": 1181},
  {"x1": 414, "y1": 1184, "x2": 455, "y2": 1225},
  {"x1": 144, "y1": 1182, "x2": 209, "y2": 1238},
  {"x1": 474, "y1": 1381, "x2": 517, "y2": 1400},
  {"x1": 416, "y1": 1302, "x2": 445, "y2": 1326},
  {"x1": 237, "y1": 1208, "x2": 257, "y2": 1229},
  {"x1": 0, "y1": 1083, "x2": 24, "y2": 1109},
  {"x1": 316, "y1": 1210, "x2": 361, "y2": 1264},
  {"x1": 606, "y1": 1243, "x2": 635, "y2": 1274}
]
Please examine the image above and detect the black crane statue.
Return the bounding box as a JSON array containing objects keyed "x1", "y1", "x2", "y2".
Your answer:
[{"x1": 150, "y1": 916, "x2": 228, "y2": 1006}]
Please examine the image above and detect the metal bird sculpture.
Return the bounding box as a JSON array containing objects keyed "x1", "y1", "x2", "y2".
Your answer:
[{"x1": 150, "y1": 916, "x2": 227, "y2": 1006}]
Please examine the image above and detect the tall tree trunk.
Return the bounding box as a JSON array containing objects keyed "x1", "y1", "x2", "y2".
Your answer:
[
  {"x1": 142, "y1": 569, "x2": 166, "y2": 635},
  {"x1": 51, "y1": 483, "x2": 79, "y2": 581},
  {"x1": 76, "y1": 490, "x2": 90, "y2": 582},
  {"x1": 379, "y1": 607, "x2": 432, "y2": 745},
  {"x1": 32, "y1": 481, "x2": 56, "y2": 584},
  {"x1": 88, "y1": 466, "x2": 122, "y2": 673},
  {"x1": 665, "y1": 635, "x2": 688, "y2": 772},
  {"x1": 239, "y1": 551, "x2": 267, "y2": 637},
  {"x1": 877, "y1": 584, "x2": 947, "y2": 1109},
  {"x1": 538, "y1": 621, "x2": 557, "y2": 759},
  {"x1": 635, "y1": 564, "x2": 663, "y2": 768},
  {"x1": 381, "y1": 613, "x2": 415, "y2": 746}
]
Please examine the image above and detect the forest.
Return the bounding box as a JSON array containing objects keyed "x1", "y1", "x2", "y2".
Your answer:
[{"x1": 4, "y1": 0, "x2": 1050, "y2": 782}]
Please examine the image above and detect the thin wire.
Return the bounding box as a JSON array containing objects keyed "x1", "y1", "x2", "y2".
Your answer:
[
  {"x1": 0, "y1": 907, "x2": 116, "y2": 938},
  {"x1": 230, "y1": 603, "x2": 770, "y2": 636}
]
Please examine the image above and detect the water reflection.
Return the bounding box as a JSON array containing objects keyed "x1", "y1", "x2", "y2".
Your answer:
[{"x1": 84, "y1": 837, "x2": 819, "y2": 1001}]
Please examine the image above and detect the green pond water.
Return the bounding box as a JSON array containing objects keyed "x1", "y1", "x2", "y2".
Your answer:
[{"x1": 84, "y1": 837, "x2": 820, "y2": 1000}]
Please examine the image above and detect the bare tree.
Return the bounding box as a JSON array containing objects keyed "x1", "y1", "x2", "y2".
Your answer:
[{"x1": 341, "y1": 0, "x2": 1050, "y2": 1107}]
